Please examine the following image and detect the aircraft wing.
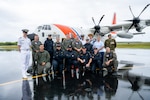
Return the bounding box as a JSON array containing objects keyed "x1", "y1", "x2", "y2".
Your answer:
[
  {"x1": 108, "y1": 19, "x2": 150, "y2": 31},
  {"x1": 143, "y1": 19, "x2": 150, "y2": 26},
  {"x1": 108, "y1": 23, "x2": 132, "y2": 31}
]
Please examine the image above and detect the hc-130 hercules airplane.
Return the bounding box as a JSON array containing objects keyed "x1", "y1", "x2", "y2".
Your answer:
[{"x1": 27, "y1": 4, "x2": 150, "y2": 43}]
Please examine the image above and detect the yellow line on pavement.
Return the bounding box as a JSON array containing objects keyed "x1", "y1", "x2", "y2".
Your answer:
[
  {"x1": 0, "y1": 67, "x2": 148, "y2": 86},
  {"x1": 0, "y1": 73, "x2": 50, "y2": 87}
]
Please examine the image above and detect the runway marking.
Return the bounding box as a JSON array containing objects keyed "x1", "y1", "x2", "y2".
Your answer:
[{"x1": 0, "y1": 73, "x2": 50, "y2": 87}]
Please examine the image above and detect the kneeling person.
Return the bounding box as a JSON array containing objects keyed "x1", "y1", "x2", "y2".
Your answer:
[
  {"x1": 36, "y1": 44, "x2": 51, "y2": 75},
  {"x1": 52, "y1": 43, "x2": 65, "y2": 76},
  {"x1": 91, "y1": 47, "x2": 102, "y2": 74},
  {"x1": 77, "y1": 46, "x2": 92, "y2": 76},
  {"x1": 103, "y1": 47, "x2": 118, "y2": 73}
]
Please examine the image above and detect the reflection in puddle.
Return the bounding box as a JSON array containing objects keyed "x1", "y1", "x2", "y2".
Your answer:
[
  {"x1": 31, "y1": 71, "x2": 119, "y2": 100},
  {"x1": 22, "y1": 80, "x2": 32, "y2": 100}
]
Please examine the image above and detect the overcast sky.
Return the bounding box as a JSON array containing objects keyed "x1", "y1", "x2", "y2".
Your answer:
[{"x1": 0, "y1": 0, "x2": 150, "y2": 42}]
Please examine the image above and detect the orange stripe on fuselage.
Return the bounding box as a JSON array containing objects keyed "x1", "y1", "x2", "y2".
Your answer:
[{"x1": 54, "y1": 24, "x2": 77, "y2": 38}]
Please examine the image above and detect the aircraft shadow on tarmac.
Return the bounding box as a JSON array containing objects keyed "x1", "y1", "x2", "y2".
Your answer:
[{"x1": 117, "y1": 60, "x2": 150, "y2": 100}]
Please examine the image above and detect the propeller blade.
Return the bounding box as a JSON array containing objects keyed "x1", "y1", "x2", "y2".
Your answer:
[
  {"x1": 98, "y1": 15, "x2": 105, "y2": 25},
  {"x1": 129, "y1": 6, "x2": 135, "y2": 18},
  {"x1": 93, "y1": 30, "x2": 96, "y2": 35},
  {"x1": 92, "y1": 17, "x2": 96, "y2": 25},
  {"x1": 127, "y1": 23, "x2": 134, "y2": 31},
  {"x1": 138, "y1": 3, "x2": 150, "y2": 17}
]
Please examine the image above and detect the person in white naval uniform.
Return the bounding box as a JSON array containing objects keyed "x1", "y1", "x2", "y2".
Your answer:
[{"x1": 18, "y1": 29, "x2": 31, "y2": 78}]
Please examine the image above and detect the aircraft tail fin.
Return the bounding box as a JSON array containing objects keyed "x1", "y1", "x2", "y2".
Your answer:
[
  {"x1": 112, "y1": 12, "x2": 116, "y2": 24},
  {"x1": 111, "y1": 12, "x2": 117, "y2": 35}
]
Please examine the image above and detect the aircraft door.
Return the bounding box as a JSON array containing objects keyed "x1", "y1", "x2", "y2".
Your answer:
[{"x1": 42, "y1": 32, "x2": 45, "y2": 37}]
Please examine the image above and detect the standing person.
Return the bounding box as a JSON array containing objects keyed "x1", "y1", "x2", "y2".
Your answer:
[
  {"x1": 62, "y1": 34, "x2": 72, "y2": 51},
  {"x1": 104, "y1": 34, "x2": 117, "y2": 52},
  {"x1": 93, "y1": 35, "x2": 105, "y2": 65},
  {"x1": 31, "y1": 34, "x2": 42, "y2": 74},
  {"x1": 88, "y1": 33, "x2": 95, "y2": 45},
  {"x1": 44, "y1": 34, "x2": 54, "y2": 63},
  {"x1": 84, "y1": 38, "x2": 93, "y2": 54},
  {"x1": 80, "y1": 34, "x2": 86, "y2": 45},
  {"x1": 36, "y1": 44, "x2": 51, "y2": 75},
  {"x1": 72, "y1": 36, "x2": 83, "y2": 55},
  {"x1": 70, "y1": 32, "x2": 76, "y2": 44},
  {"x1": 18, "y1": 29, "x2": 31, "y2": 78},
  {"x1": 53, "y1": 36, "x2": 62, "y2": 51}
]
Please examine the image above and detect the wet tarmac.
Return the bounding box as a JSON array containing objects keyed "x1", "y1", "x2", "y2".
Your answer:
[{"x1": 0, "y1": 48, "x2": 150, "y2": 100}]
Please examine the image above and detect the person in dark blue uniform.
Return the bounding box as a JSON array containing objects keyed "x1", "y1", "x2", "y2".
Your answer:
[
  {"x1": 91, "y1": 47, "x2": 103, "y2": 75},
  {"x1": 52, "y1": 43, "x2": 65, "y2": 77},
  {"x1": 84, "y1": 38, "x2": 93, "y2": 54},
  {"x1": 77, "y1": 46, "x2": 92, "y2": 76},
  {"x1": 44, "y1": 34, "x2": 54, "y2": 63},
  {"x1": 64, "y1": 45, "x2": 78, "y2": 73}
]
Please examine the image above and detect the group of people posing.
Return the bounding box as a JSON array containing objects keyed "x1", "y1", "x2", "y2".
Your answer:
[{"x1": 18, "y1": 29, "x2": 118, "y2": 79}]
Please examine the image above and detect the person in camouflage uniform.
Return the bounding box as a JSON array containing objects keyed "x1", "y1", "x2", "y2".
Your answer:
[
  {"x1": 103, "y1": 47, "x2": 118, "y2": 73},
  {"x1": 104, "y1": 34, "x2": 117, "y2": 52},
  {"x1": 72, "y1": 36, "x2": 83, "y2": 55},
  {"x1": 62, "y1": 34, "x2": 72, "y2": 51},
  {"x1": 31, "y1": 34, "x2": 42, "y2": 72}
]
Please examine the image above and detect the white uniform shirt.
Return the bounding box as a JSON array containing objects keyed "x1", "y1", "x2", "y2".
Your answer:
[
  {"x1": 80, "y1": 39, "x2": 86, "y2": 45},
  {"x1": 18, "y1": 37, "x2": 31, "y2": 50},
  {"x1": 93, "y1": 40, "x2": 105, "y2": 52}
]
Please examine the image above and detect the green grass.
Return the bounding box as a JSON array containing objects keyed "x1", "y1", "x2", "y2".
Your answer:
[
  {"x1": 0, "y1": 45, "x2": 18, "y2": 50},
  {"x1": 0, "y1": 42, "x2": 17, "y2": 46},
  {"x1": 0, "y1": 42, "x2": 150, "y2": 50},
  {"x1": 117, "y1": 42, "x2": 150, "y2": 49},
  {"x1": 0, "y1": 42, "x2": 18, "y2": 50}
]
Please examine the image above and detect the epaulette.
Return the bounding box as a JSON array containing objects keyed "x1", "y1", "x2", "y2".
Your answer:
[{"x1": 18, "y1": 37, "x2": 22, "y2": 39}]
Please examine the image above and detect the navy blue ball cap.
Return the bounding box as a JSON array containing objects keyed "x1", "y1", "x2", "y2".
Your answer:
[
  {"x1": 56, "y1": 43, "x2": 61, "y2": 47},
  {"x1": 68, "y1": 45, "x2": 72, "y2": 48}
]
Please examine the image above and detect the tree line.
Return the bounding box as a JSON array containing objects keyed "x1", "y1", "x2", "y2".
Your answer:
[{"x1": 0, "y1": 42, "x2": 17, "y2": 46}]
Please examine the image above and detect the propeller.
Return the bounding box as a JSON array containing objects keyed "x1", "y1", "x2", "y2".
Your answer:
[
  {"x1": 92, "y1": 15, "x2": 105, "y2": 35},
  {"x1": 127, "y1": 4, "x2": 150, "y2": 32}
]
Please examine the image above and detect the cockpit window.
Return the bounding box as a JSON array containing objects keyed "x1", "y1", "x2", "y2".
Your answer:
[
  {"x1": 37, "y1": 26, "x2": 42, "y2": 32},
  {"x1": 37, "y1": 26, "x2": 42, "y2": 30},
  {"x1": 47, "y1": 25, "x2": 51, "y2": 30},
  {"x1": 42, "y1": 25, "x2": 51, "y2": 30}
]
